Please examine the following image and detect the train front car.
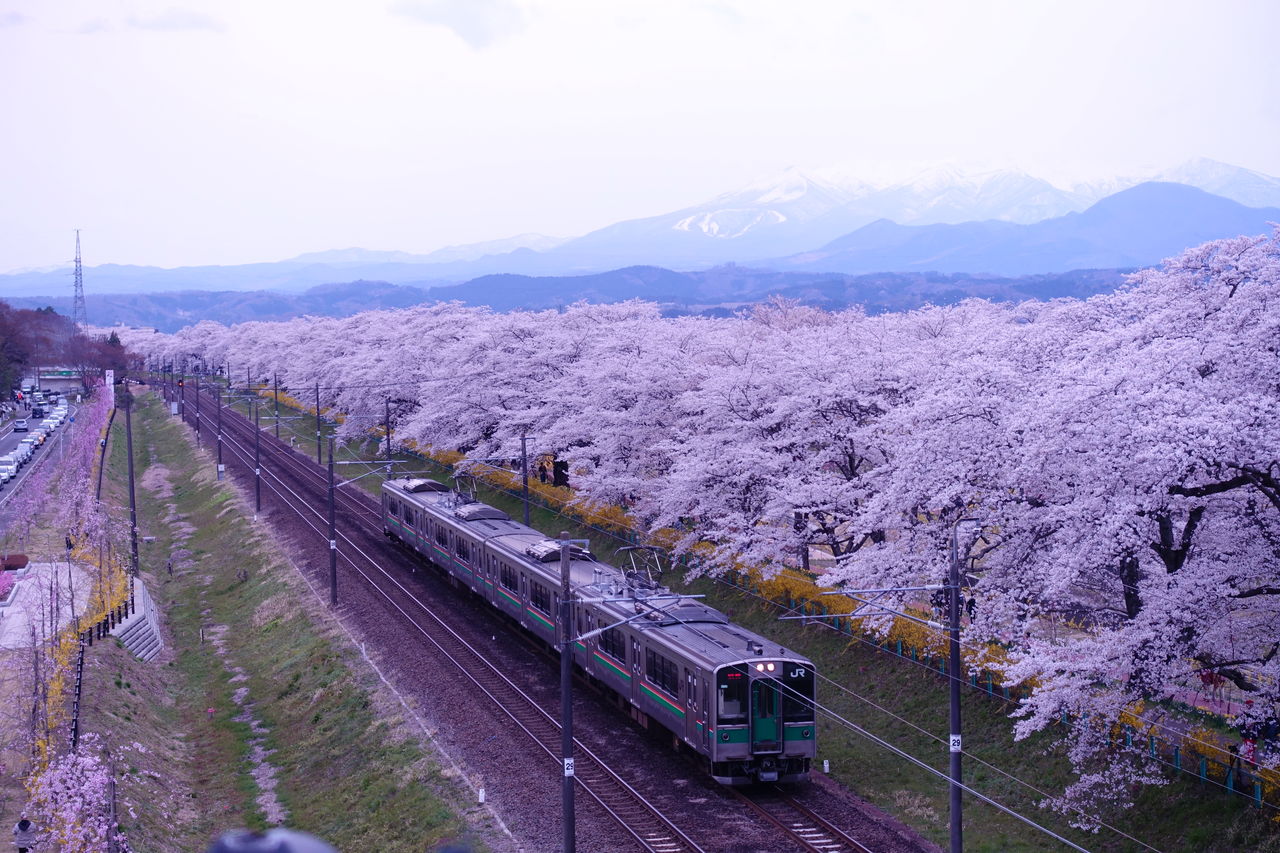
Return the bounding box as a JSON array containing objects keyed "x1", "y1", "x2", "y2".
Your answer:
[{"x1": 710, "y1": 654, "x2": 816, "y2": 784}]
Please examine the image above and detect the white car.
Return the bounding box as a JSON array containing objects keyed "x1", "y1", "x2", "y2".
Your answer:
[{"x1": 0, "y1": 457, "x2": 16, "y2": 481}]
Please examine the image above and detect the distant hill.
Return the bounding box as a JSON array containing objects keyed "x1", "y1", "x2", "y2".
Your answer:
[
  {"x1": 9, "y1": 268, "x2": 1131, "y2": 331},
  {"x1": 775, "y1": 183, "x2": 1280, "y2": 275},
  {"x1": 8, "y1": 281, "x2": 435, "y2": 332}
]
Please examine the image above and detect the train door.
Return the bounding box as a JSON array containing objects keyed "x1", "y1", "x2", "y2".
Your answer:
[
  {"x1": 684, "y1": 668, "x2": 696, "y2": 745},
  {"x1": 750, "y1": 679, "x2": 782, "y2": 752},
  {"x1": 702, "y1": 677, "x2": 711, "y2": 750},
  {"x1": 631, "y1": 638, "x2": 642, "y2": 706}
]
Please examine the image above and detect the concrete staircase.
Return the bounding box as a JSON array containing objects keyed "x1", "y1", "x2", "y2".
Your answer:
[{"x1": 111, "y1": 579, "x2": 163, "y2": 661}]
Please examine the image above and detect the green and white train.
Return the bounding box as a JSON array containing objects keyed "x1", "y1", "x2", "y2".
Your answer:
[{"x1": 382, "y1": 477, "x2": 817, "y2": 784}]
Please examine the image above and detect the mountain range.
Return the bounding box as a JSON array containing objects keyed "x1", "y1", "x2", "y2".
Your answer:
[
  {"x1": 13, "y1": 268, "x2": 1130, "y2": 332},
  {"x1": 2, "y1": 158, "x2": 1277, "y2": 303}
]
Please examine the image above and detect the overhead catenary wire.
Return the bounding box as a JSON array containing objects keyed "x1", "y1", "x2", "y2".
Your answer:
[
  {"x1": 210, "y1": 379, "x2": 1266, "y2": 769},
  {"x1": 190, "y1": 377, "x2": 1278, "y2": 819},
  {"x1": 809, "y1": 672, "x2": 1170, "y2": 851},
  {"x1": 199, "y1": 387, "x2": 1098, "y2": 850}
]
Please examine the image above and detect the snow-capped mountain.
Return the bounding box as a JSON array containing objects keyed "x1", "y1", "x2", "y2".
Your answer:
[
  {"x1": 549, "y1": 164, "x2": 1098, "y2": 268},
  {"x1": 542, "y1": 158, "x2": 1280, "y2": 271},
  {"x1": 1152, "y1": 158, "x2": 1280, "y2": 209}
]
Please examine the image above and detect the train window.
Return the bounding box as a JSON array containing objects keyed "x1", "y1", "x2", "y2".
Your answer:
[
  {"x1": 599, "y1": 628, "x2": 625, "y2": 661},
  {"x1": 717, "y1": 665, "x2": 748, "y2": 724},
  {"x1": 645, "y1": 648, "x2": 680, "y2": 696},
  {"x1": 456, "y1": 538, "x2": 471, "y2": 562},
  {"x1": 389, "y1": 500, "x2": 400, "y2": 518},
  {"x1": 530, "y1": 581, "x2": 551, "y2": 613},
  {"x1": 435, "y1": 525, "x2": 448, "y2": 548},
  {"x1": 782, "y1": 664, "x2": 815, "y2": 722},
  {"x1": 499, "y1": 563, "x2": 519, "y2": 592}
]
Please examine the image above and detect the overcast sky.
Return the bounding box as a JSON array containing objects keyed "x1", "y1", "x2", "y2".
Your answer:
[{"x1": 2, "y1": 0, "x2": 1277, "y2": 272}]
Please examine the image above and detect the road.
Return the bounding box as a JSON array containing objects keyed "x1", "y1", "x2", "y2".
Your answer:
[{"x1": 0, "y1": 404, "x2": 77, "y2": 531}]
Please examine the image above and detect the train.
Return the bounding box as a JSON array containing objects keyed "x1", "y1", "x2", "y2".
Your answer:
[{"x1": 381, "y1": 476, "x2": 817, "y2": 784}]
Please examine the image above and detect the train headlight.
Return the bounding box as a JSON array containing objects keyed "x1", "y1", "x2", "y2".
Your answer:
[
  {"x1": 755, "y1": 663, "x2": 764, "y2": 671},
  {"x1": 766, "y1": 663, "x2": 775, "y2": 672}
]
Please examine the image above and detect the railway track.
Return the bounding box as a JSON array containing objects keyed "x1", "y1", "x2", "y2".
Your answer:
[
  {"x1": 169, "y1": 381, "x2": 708, "y2": 853},
  {"x1": 734, "y1": 787, "x2": 875, "y2": 853}
]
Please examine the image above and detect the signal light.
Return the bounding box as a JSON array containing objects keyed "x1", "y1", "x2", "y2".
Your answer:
[{"x1": 178, "y1": 379, "x2": 185, "y2": 387}]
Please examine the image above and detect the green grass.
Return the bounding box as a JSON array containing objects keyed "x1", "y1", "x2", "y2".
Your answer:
[{"x1": 91, "y1": 389, "x2": 481, "y2": 852}]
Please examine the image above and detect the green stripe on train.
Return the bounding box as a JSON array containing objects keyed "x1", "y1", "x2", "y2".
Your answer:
[
  {"x1": 526, "y1": 608, "x2": 554, "y2": 631},
  {"x1": 637, "y1": 681, "x2": 680, "y2": 712},
  {"x1": 592, "y1": 652, "x2": 631, "y2": 682},
  {"x1": 714, "y1": 727, "x2": 749, "y2": 744}
]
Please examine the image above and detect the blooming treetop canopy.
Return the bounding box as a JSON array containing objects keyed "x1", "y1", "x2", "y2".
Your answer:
[{"x1": 121, "y1": 229, "x2": 1280, "y2": 819}]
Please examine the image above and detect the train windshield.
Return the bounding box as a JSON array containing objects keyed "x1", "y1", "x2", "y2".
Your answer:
[
  {"x1": 717, "y1": 665, "x2": 748, "y2": 724},
  {"x1": 781, "y1": 663, "x2": 815, "y2": 722}
]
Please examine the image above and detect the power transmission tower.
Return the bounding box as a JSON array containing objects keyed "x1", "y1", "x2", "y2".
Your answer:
[{"x1": 72, "y1": 229, "x2": 89, "y2": 329}]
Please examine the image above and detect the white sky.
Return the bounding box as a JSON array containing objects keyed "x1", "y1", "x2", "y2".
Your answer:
[{"x1": 1, "y1": 0, "x2": 1277, "y2": 271}]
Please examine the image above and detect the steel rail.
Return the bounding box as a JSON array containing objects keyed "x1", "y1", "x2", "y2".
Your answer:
[
  {"x1": 732, "y1": 788, "x2": 875, "y2": 853},
  {"x1": 175, "y1": 387, "x2": 707, "y2": 853}
]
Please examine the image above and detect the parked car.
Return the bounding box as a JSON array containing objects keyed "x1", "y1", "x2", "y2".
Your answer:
[
  {"x1": 12, "y1": 418, "x2": 27, "y2": 432},
  {"x1": 0, "y1": 457, "x2": 16, "y2": 481}
]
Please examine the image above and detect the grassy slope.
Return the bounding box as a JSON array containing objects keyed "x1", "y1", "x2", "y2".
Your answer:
[{"x1": 81, "y1": 391, "x2": 484, "y2": 852}]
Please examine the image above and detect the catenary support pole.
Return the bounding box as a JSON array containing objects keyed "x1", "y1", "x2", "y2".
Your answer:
[
  {"x1": 948, "y1": 523, "x2": 967, "y2": 853},
  {"x1": 521, "y1": 435, "x2": 531, "y2": 526},
  {"x1": 316, "y1": 382, "x2": 322, "y2": 465},
  {"x1": 194, "y1": 373, "x2": 201, "y2": 446},
  {"x1": 274, "y1": 372, "x2": 281, "y2": 440},
  {"x1": 124, "y1": 387, "x2": 139, "y2": 577},
  {"x1": 385, "y1": 397, "x2": 392, "y2": 478},
  {"x1": 559, "y1": 530, "x2": 575, "y2": 853},
  {"x1": 328, "y1": 438, "x2": 337, "y2": 606},
  {"x1": 216, "y1": 383, "x2": 223, "y2": 469},
  {"x1": 254, "y1": 400, "x2": 262, "y2": 516}
]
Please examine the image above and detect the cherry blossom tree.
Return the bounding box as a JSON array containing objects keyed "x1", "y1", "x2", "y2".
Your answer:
[{"x1": 119, "y1": 229, "x2": 1280, "y2": 820}]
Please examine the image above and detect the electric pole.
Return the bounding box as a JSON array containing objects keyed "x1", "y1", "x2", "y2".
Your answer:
[
  {"x1": 274, "y1": 373, "x2": 281, "y2": 441},
  {"x1": 216, "y1": 383, "x2": 223, "y2": 470},
  {"x1": 254, "y1": 400, "x2": 262, "y2": 517},
  {"x1": 124, "y1": 387, "x2": 139, "y2": 576},
  {"x1": 521, "y1": 436, "x2": 532, "y2": 526},
  {"x1": 195, "y1": 374, "x2": 201, "y2": 447},
  {"x1": 315, "y1": 382, "x2": 322, "y2": 465},
  {"x1": 559, "y1": 531, "x2": 575, "y2": 853},
  {"x1": 948, "y1": 518, "x2": 980, "y2": 853},
  {"x1": 328, "y1": 438, "x2": 337, "y2": 606}
]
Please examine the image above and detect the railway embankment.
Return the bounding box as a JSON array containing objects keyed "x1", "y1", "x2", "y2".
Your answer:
[{"x1": 75, "y1": 388, "x2": 496, "y2": 851}]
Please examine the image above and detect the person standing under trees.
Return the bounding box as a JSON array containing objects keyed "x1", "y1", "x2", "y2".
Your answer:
[
  {"x1": 537, "y1": 463, "x2": 548, "y2": 484},
  {"x1": 12, "y1": 817, "x2": 37, "y2": 852}
]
